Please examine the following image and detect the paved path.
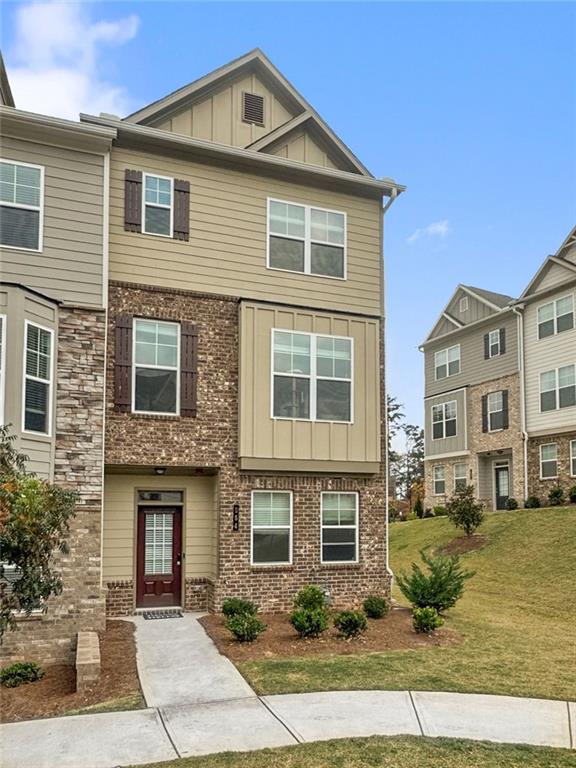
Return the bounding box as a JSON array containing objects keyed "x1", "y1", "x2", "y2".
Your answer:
[{"x1": 1, "y1": 615, "x2": 574, "y2": 768}]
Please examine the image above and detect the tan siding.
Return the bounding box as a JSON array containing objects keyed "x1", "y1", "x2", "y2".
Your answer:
[
  {"x1": 447, "y1": 291, "x2": 495, "y2": 325},
  {"x1": 0, "y1": 136, "x2": 105, "y2": 307},
  {"x1": 267, "y1": 129, "x2": 343, "y2": 170},
  {"x1": 424, "y1": 389, "x2": 467, "y2": 457},
  {"x1": 536, "y1": 262, "x2": 576, "y2": 292}
]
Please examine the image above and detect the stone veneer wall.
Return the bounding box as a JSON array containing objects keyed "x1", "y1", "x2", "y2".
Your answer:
[
  {"x1": 527, "y1": 432, "x2": 576, "y2": 503},
  {"x1": 105, "y1": 282, "x2": 389, "y2": 613},
  {"x1": 1, "y1": 308, "x2": 106, "y2": 663}
]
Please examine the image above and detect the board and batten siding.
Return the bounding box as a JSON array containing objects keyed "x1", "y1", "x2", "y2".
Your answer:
[
  {"x1": 239, "y1": 301, "x2": 380, "y2": 471},
  {"x1": 102, "y1": 474, "x2": 217, "y2": 583},
  {"x1": 108, "y1": 147, "x2": 382, "y2": 316},
  {"x1": 424, "y1": 313, "x2": 519, "y2": 398},
  {"x1": 0, "y1": 136, "x2": 105, "y2": 308},
  {"x1": 268, "y1": 129, "x2": 340, "y2": 170},
  {"x1": 424, "y1": 389, "x2": 467, "y2": 457}
]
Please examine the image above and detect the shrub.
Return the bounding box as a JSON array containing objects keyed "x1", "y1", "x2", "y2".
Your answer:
[
  {"x1": 225, "y1": 613, "x2": 266, "y2": 642},
  {"x1": 569, "y1": 486, "x2": 576, "y2": 504},
  {"x1": 413, "y1": 498, "x2": 424, "y2": 519},
  {"x1": 525, "y1": 495, "x2": 541, "y2": 509},
  {"x1": 221, "y1": 598, "x2": 257, "y2": 618},
  {"x1": 290, "y1": 608, "x2": 329, "y2": 638},
  {"x1": 0, "y1": 662, "x2": 44, "y2": 688},
  {"x1": 432, "y1": 506, "x2": 447, "y2": 517},
  {"x1": 548, "y1": 487, "x2": 565, "y2": 507},
  {"x1": 396, "y1": 550, "x2": 475, "y2": 613},
  {"x1": 505, "y1": 497, "x2": 519, "y2": 510},
  {"x1": 293, "y1": 584, "x2": 327, "y2": 611},
  {"x1": 423, "y1": 508, "x2": 435, "y2": 518},
  {"x1": 363, "y1": 594, "x2": 389, "y2": 619},
  {"x1": 446, "y1": 485, "x2": 485, "y2": 536},
  {"x1": 389, "y1": 506, "x2": 399, "y2": 522},
  {"x1": 334, "y1": 610, "x2": 367, "y2": 638},
  {"x1": 412, "y1": 607, "x2": 443, "y2": 634}
]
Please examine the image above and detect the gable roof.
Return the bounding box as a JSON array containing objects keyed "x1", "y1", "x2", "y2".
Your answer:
[
  {"x1": 518, "y1": 225, "x2": 576, "y2": 300},
  {"x1": 462, "y1": 285, "x2": 514, "y2": 310},
  {"x1": 125, "y1": 48, "x2": 373, "y2": 177},
  {"x1": 0, "y1": 53, "x2": 15, "y2": 108}
]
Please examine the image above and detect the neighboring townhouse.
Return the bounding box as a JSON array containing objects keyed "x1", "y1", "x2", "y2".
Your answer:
[
  {"x1": 0, "y1": 89, "x2": 116, "y2": 660},
  {"x1": 420, "y1": 285, "x2": 524, "y2": 511},
  {"x1": 78, "y1": 49, "x2": 404, "y2": 614}
]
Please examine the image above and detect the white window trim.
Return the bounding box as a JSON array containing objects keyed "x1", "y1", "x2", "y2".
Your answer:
[
  {"x1": 487, "y1": 390, "x2": 505, "y2": 433},
  {"x1": 250, "y1": 490, "x2": 293, "y2": 567},
  {"x1": 539, "y1": 443, "x2": 558, "y2": 480},
  {"x1": 453, "y1": 463, "x2": 467, "y2": 491},
  {"x1": 536, "y1": 293, "x2": 574, "y2": 340},
  {"x1": 0, "y1": 314, "x2": 5, "y2": 425},
  {"x1": 434, "y1": 344, "x2": 461, "y2": 381},
  {"x1": 0, "y1": 159, "x2": 45, "y2": 253},
  {"x1": 433, "y1": 464, "x2": 446, "y2": 495},
  {"x1": 571, "y1": 440, "x2": 576, "y2": 477},
  {"x1": 270, "y1": 328, "x2": 354, "y2": 424},
  {"x1": 266, "y1": 198, "x2": 348, "y2": 281},
  {"x1": 21, "y1": 320, "x2": 54, "y2": 437},
  {"x1": 142, "y1": 172, "x2": 174, "y2": 238},
  {"x1": 131, "y1": 319, "x2": 181, "y2": 417},
  {"x1": 431, "y1": 400, "x2": 457, "y2": 441},
  {"x1": 539, "y1": 364, "x2": 576, "y2": 413},
  {"x1": 320, "y1": 491, "x2": 359, "y2": 565},
  {"x1": 488, "y1": 329, "x2": 501, "y2": 358}
]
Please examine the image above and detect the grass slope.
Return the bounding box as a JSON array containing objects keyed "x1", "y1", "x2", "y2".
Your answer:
[{"x1": 239, "y1": 508, "x2": 576, "y2": 700}]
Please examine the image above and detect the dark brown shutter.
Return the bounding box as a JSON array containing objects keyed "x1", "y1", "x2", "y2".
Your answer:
[
  {"x1": 114, "y1": 314, "x2": 133, "y2": 411},
  {"x1": 502, "y1": 390, "x2": 509, "y2": 430},
  {"x1": 180, "y1": 321, "x2": 198, "y2": 417},
  {"x1": 483, "y1": 333, "x2": 490, "y2": 359},
  {"x1": 124, "y1": 170, "x2": 142, "y2": 232},
  {"x1": 499, "y1": 327, "x2": 506, "y2": 354},
  {"x1": 481, "y1": 395, "x2": 488, "y2": 433},
  {"x1": 173, "y1": 179, "x2": 190, "y2": 241}
]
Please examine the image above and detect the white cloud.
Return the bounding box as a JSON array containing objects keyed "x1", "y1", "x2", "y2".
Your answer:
[
  {"x1": 5, "y1": 2, "x2": 139, "y2": 119},
  {"x1": 407, "y1": 219, "x2": 451, "y2": 244}
]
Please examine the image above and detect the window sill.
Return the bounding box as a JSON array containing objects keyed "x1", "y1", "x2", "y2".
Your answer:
[{"x1": 14, "y1": 610, "x2": 44, "y2": 623}]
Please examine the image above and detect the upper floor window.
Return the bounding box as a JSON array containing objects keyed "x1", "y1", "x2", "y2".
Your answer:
[
  {"x1": 540, "y1": 443, "x2": 557, "y2": 479},
  {"x1": 537, "y1": 295, "x2": 574, "y2": 339},
  {"x1": 540, "y1": 364, "x2": 576, "y2": 412},
  {"x1": 454, "y1": 463, "x2": 467, "y2": 491},
  {"x1": 143, "y1": 173, "x2": 173, "y2": 237},
  {"x1": 484, "y1": 328, "x2": 506, "y2": 359},
  {"x1": 433, "y1": 465, "x2": 445, "y2": 495},
  {"x1": 268, "y1": 199, "x2": 346, "y2": 279},
  {"x1": 321, "y1": 492, "x2": 358, "y2": 563},
  {"x1": 571, "y1": 440, "x2": 576, "y2": 477},
  {"x1": 434, "y1": 344, "x2": 460, "y2": 380},
  {"x1": 0, "y1": 315, "x2": 5, "y2": 424},
  {"x1": 23, "y1": 322, "x2": 53, "y2": 434},
  {"x1": 133, "y1": 319, "x2": 180, "y2": 415},
  {"x1": 0, "y1": 160, "x2": 43, "y2": 251},
  {"x1": 432, "y1": 400, "x2": 457, "y2": 440},
  {"x1": 251, "y1": 491, "x2": 292, "y2": 565},
  {"x1": 272, "y1": 329, "x2": 352, "y2": 423},
  {"x1": 485, "y1": 390, "x2": 508, "y2": 432}
]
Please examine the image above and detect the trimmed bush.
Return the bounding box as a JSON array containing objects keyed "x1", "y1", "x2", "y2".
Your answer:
[
  {"x1": 548, "y1": 487, "x2": 565, "y2": 507},
  {"x1": 396, "y1": 550, "x2": 475, "y2": 614},
  {"x1": 225, "y1": 613, "x2": 266, "y2": 642},
  {"x1": 446, "y1": 485, "x2": 485, "y2": 536},
  {"x1": 222, "y1": 598, "x2": 257, "y2": 618},
  {"x1": 525, "y1": 496, "x2": 541, "y2": 509},
  {"x1": 569, "y1": 485, "x2": 576, "y2": 504},
  {"x1": 290, "y1": 608, "x2": 329, "y2": 638},
  {"x1": 414, "y1": 498, "x2": 424, "y2": 519},
  {"x1": 363, "y1": 594, "x2": 389, "y2": 619},
  {"x1": 412, "y1": 606, "x2": 443, "y2": 634},
  {"x1": 505, "y1": 497, "x2": 519, "y2": 510},
  {"x1": 293, "y1": 584, "x2": 327, "y2": 611},
  {"x1": 432, "y1": 506, "x2": 447, "y2": 517},
  {"x1": 334, "y1": 610, "x2": 367, "y2": 638},
  {"x1": 0, "y1": 662, "x2": 44, "y2": 688}
]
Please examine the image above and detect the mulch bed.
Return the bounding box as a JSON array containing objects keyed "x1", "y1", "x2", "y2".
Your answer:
[
  {"x1": 438, "y1": 534, "x2": 488, "y2": 556},
  {"x1": 0, "y1": 620, "x2": 143, "y2": 723},
  {"x1": 199, "y1": 608, "x2": 460, "y2": 662}
]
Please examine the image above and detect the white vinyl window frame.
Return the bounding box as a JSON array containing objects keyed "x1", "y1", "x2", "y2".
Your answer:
[
  {"x1": 131, "y1": 318, "x2": 181, "y2": 417},
  {"x1": 454, "y1": 463, "x2": 467, "y2": 491},
  {"x1": 571, "y1": 440, "x2": 576, "y2": 477},
  {"x1": 142, "y1": 172, "x2": 174, "y2": 238},
  {"x1": 433, "y1": 464, "x2": 446, "y2": 495},
  {"x1": 266, "y1": 198, "x2": 348, "y2": 281},
  {"x1": 539, "y1": 443, "x2": 558, "y2": 480},
  {"x1": 320, "y1": 491, "x2": 359, "y2": 565},
  {"x1": 537, "y1": 294, "x2": 574, "y2": 339},
  {"x1": 250, "y1": 490, "x2": 293, "y2": 567},
  {"x1": 431, "y1": 400, "x2": 457, "y2": 441},
  {"x1": 539, "y1": 364, "x2": 576, "y2": 413},
  {"x1": 270, "y1": 328, "x2": 354, "y2": 424},
  {"x1": 487, "y1": 390, "x2": 505, "y2": 432},
  {"x1": 488, "y1": 329, "x2": 501, "y2": 358},
  {"x1": 434, "y1": 344, "x2": 461, "y2": 381},
  {"x1": 21, "y1": 320, "x2": 54, "y2": 437},
  {"x1": 0, "y1": 159, "x2": 45, "y2": 253},
  {"x1": 0, "y1": 315, "x2": 5, "y2": 425}
]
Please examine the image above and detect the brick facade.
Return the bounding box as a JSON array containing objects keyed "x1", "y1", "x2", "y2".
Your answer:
[{"x1": 527, "y1": 432, "x2": 576, "y2": 503}]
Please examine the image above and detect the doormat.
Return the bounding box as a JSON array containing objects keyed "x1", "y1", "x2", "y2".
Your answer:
[{"x1": 142, "y1": 610, "x2": 183, "y2": 620}]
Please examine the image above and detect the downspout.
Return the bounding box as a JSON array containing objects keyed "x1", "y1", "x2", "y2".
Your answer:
[{"x1": 512, "y1": 304, "x2": 529, "y2": 502}]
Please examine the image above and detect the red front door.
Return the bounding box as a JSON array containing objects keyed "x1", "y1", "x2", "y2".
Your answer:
[{"x1": 137, "y1": 507, "x2": 182, "y2": 608}]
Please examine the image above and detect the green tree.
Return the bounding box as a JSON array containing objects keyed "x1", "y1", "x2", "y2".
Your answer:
[
  {"x1": 397, "y1": 550, "x2": 475, "y2": 613},
  {"x1": 446, "y1": 484, "x2": 485, "y2": 536}
]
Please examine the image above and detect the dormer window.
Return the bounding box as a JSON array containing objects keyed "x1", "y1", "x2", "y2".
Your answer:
[{"x1": 242, "y1": 92, "x2": 265, "y2": 125}]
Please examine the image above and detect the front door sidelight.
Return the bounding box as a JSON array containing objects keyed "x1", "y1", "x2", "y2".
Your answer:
[{"x1": 137, "y1": 506, "x2": 182, "y2": 608}]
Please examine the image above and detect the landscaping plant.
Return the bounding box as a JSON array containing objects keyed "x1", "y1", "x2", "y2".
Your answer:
[
  {"x1": 570, "y1": 485, "x2": 576, "y2": 504},
  {"x1": 334, "y1": 610, "x2": 367, "y2": 638},
  {"x1": 396, "y1": 550, "x2": 475, "y2": 613},
  {"x1": 412, "y1": 606, "x2": 443, "y2": 634},
  {"x1": 524, "y1": 495, "x2": 541, "y2": 509},
  {"x1": 505, "y1": 497, "x2": 519, "y2": 510},
  {"x1": 446, "y1": 485, "x2": 485, "y2": 536},
  {"x1": 548, "y1": 487, "x2": 565, "y2": 507},
  {"x1": 413, "y1": 498, "x2": 424, "y2": 519},
  {"x1": 225, "y1": 613, "x2": 266, "y2": 642},
  {"x1": 0, "y1": 661, "x2": 44, "y2": 688},
  {"x1": 293, "y1": 584, "x2": 327, "y2": 611},
  {"x1": 432, "y1": 506, "x2": 447, "y2": 517},
  {"x1": 290, "y1": 607, "x2": 329, "y2": 638},
  {"x1": 222, "y1": 597, "x2": 257, "y2": 618},
  {"x1": 363, "y1": 594, "x2": 389, "y2": 619}
]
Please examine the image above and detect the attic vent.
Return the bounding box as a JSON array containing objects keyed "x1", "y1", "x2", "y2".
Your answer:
[
  {"x1": 459, "y1": 296, "x2": 469, "y2": 313},
  {"x1": 242, "y1": 92, "x2": 265, "y2": 125}
]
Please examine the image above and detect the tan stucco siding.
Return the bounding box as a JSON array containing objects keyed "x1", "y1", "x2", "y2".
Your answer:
[
  {"x1": 424, "y1": 389, "x2": 467, "y2": 457},
  {"x1": 239, "y1": 302, "x2": 380, "y2": 468},
  {"x1": 108, "y1": 147, "x2": 382, "y2": 315},
  {"x1": 0, "y1": 136, "x2": 105, "y2": 308}
]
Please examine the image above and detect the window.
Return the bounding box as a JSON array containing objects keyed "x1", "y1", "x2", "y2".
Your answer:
[
  {"x1": 434, "y1": 345, "x2": 460, "y2": 380},
  {"x1": 0, "y1": 315, "x2": 5, "y2": 424},
  {"x1": 143, "y1": 173, "x2": 173, "y2": 237},
  {"x1": 272, "y1": 330, "x2": 352, "y2": 422},
  {"x1": 0, "y1": 160, "x2": 43, "y2": 251},
  {"x1": 454, "y1": 463, "x2": 467, "y2": 491},
  {"x1": 268, "y1": 199, "x2": 346, "y2": 279},
  {"x1": 540, "y1": 365, "x2": 576, "y2": 412},
  {"x1": 321, "y1": 492, "x2": 358, "y2": 563},
  {"x1": 432, "y1": 400, "x2": 457, "y2": 440},
  {"x1": 433, "y1": 465, "x2": 445, "y2": 495},
  {"x1": 459, "y1": 296, "x2": 469, "y2": 313},
  {"x1": 137, "y1": 491, "x2": 184, "y2": 503},
  {"x1": 571, "y1": 440, "x2": 576, "y2": 477},
  {"x1": 488, "y1": 330, "x2": 500, "y2": 357},
  {"x1": 538, "y1": 295, "x2": 574, "y2": 339},
  {"x1": 133, "y1": 319, "x2": 179, "y2": 415},
  {"x1": 487, "y1": 391, "x2": 505, "y2": 431},
  {"x1": 251, "y1": 491, "x2": 292, "y2": 565},
  {"x1": 540, "y1": 443, "x2": 558, "y2": 479},
  {"x1": 23, "y1": 322, "x2": 53, "y2": 434}
]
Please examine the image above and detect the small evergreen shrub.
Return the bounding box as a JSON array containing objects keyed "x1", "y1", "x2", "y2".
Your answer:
[
  {"x1": 293, "y1": 584, "x2": 327, "y2": 611},
  {"x1": 505, "y1": 497, "x2": 519, "y2": 510},
  {"x1": 290, "y1": 608, "x2": 329, "y2": 638},
  {"x1": 432, "y1": 506, "x2": 447, "y2": 517},
  {"x1": 569, "y1": 485, "x2": 576, "y2": 504},
  {"x1": 334, "y1": 610, "x2": 367, "y2": 638},
  {"x1": 0, "y1": 662, "x2": 44, "y2": 688},
  {"x1": 222, "y1": 598, "x2": 257, "y2": 618},
  {"x1": 225, "y1": 613, "x2": 266, "y2": 642},
  {"x1": 412, "y1": 606, "x2": 443, "y2": 634},
  {"x1": 414, "y1": 498, "x2": 424, "y2": 519},
  {"x1": 396, "y1": 550, "x2": 475, "y2": 614},
  {"x1": 548, "y1": 487, "x2": 565, "y2": 507},
  {"x1": 525, "y1": 496, "x2": 541, "y2": 509},
  {"x1": 363, "y1": 594, "x2": 389, "y2": 619},
  {"x1": 446, "y1": 485, "x2": 485, "y2": 536}
]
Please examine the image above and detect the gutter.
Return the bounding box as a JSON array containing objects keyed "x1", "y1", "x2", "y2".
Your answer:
[{"x1": 512, "y1": 304, "x2": 529, "y2": 502}]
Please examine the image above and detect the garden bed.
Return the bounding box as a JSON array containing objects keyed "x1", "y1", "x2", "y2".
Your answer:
[
  {"x1": 438, "y1": 534, "x2": 488, "y2": 555},
  {"x1": 200, "y1": 608, "x2": 459, "y2": 662},
  {"x1": 0, "y1": 620, "x2": 144, "y2": 723}
]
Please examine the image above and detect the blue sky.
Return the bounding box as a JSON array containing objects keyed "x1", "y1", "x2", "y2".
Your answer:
[{"x1": 2, "y1": 2, "x2": 575, "y2": 439}]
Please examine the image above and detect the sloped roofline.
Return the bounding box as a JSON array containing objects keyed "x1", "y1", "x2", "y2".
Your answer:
[
  {"x1": 517, "y1": 225, "x2": 576, "y2": 300},
  {"x1": 124, "y1": 48, "x2": 373, "y2": 177},
  {"x1": 0, "y1": 53, "x2": 15, "y2": 108}
]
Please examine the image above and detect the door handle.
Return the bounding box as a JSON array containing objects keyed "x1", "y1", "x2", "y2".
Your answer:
[{"x1": 176, "y1": 553, "x2": 184, "y2": 566}]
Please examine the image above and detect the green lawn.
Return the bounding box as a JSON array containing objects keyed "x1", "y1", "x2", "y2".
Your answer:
[
  {"x1": 238, "y1": 507, "x2": 576, "y2": 700},
  {"x1": 133, "y1": 736, "x2": 575, "y2": 768}
]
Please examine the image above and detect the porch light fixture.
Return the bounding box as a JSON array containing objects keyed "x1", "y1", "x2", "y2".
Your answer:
[{"x1": 154, "y1": 466, "x2": 167, "y2": 476}]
